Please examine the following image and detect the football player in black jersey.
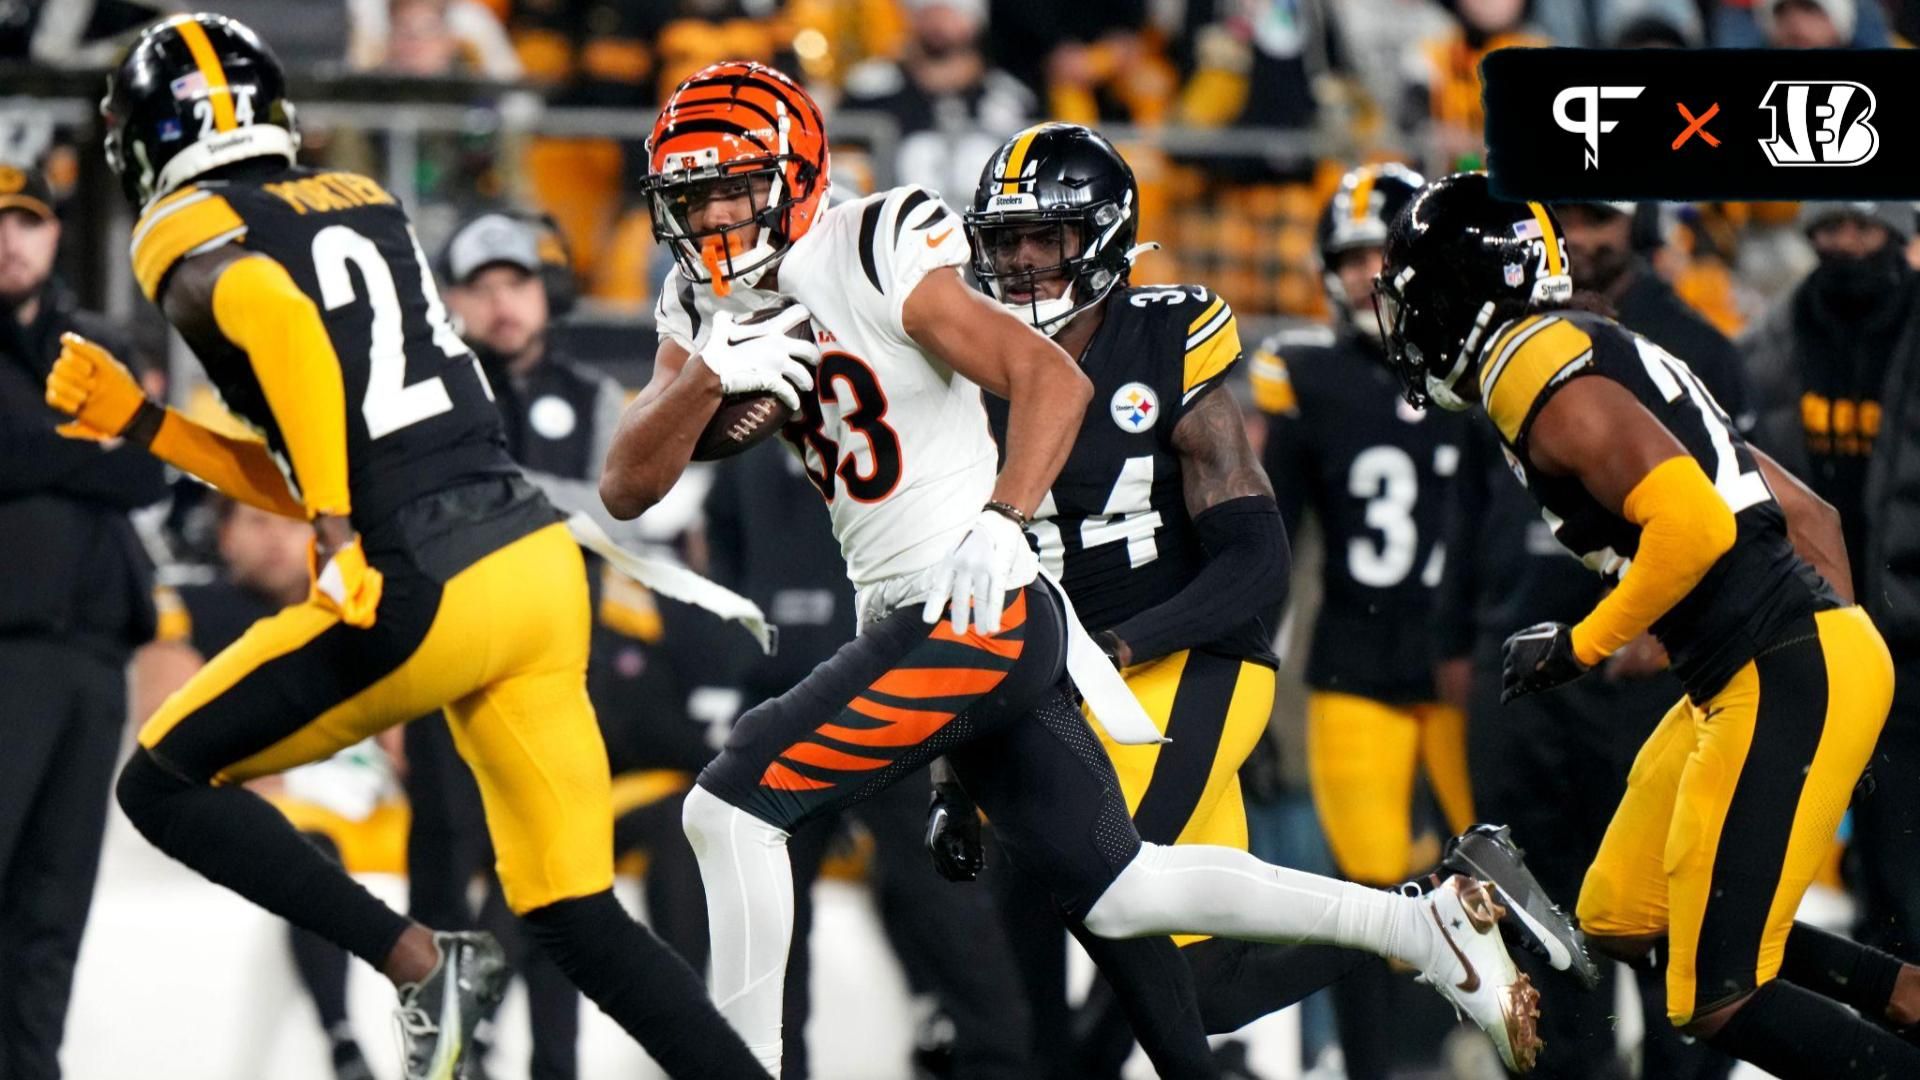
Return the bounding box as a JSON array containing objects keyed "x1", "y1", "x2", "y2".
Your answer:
[
  {"x1": 949, "y1": 125, "x2": 1585, "y2": 1075},
  {"x1": 1252, "y1": 163, "x2": 1476, "y2": 1076},
  {"x1": 1375, "y1": 172, "x2": 1920, "y2": 1079},
  {"x1": 42, "y1": 15, "x2": 769, "y2": 1080}
]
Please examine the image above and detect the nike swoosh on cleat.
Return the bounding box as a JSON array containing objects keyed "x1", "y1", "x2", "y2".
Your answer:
[
  {"x1": 1430, "y1": 905, "x2": 1480, "y2": 993},
  {"x1": 1494, "y1": 884, "x2": 1574, "y2": 970}
]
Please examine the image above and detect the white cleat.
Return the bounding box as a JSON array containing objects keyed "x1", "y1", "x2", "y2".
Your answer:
[{"x1": 1415, "y1": 875, "x2": 1544, "y2": 1073}]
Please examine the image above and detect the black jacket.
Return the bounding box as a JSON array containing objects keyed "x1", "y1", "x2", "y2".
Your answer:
[{"x1": 0, "y1": 284, "x2": 168, "y2": 656}]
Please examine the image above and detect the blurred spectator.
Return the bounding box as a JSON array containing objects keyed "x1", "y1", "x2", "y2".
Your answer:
[
  {"x1": 987, "y1": 0, "x2": 1175, "y2": 125},
  {"x1": 839, "y1": 0, "x2": 1035, "y2": 202},
  {"x1": 1601, "y1": 0, "x2": 1706, "y2": 46},
  {"x1": 0, "y1": 161, "x2": 166, "y2": 1080},
  {"x1": 1175, "y1": 0, "x2": 1333, "y2": 132},
  {"x1": 356, "y1": 0, "x2": 520, "y2": 77},
  {"x1": 1, "y1": 0, "x2": 164, "y2": 66},
  {"x1": 134, "y1": 500, "x2": 402, "y2": 1080},
  {"x1": 1714, "y1": 0, "x2": 1890, "y2": 46},
  {"x1": 1740, "y1": 202, "x2": 1920, "y2": 962},
  {"x1": 1402, "y1": 0, "x2": 1551, "y2": 173}
]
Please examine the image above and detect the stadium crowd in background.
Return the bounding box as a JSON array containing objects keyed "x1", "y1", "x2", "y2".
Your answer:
[{"x1": 5, "y1": 2, "x2": 1920, "y2": 1079}]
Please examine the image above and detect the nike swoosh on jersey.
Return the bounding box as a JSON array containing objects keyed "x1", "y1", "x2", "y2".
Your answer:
[
  {"x1": 928, "y1": 228, "x2": 954, "y2": 247},
  {"x1": 1430, "y1": 905, "x2": 1482, "y2": 993}
]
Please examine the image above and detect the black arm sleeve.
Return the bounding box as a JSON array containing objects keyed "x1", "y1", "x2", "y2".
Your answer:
[{"x1": 1109, "y1": 495, "x2": 1290, "y2": 666}]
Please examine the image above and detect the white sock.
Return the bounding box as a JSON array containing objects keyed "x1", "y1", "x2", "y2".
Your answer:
[
  {"x1": 682, "y1": 785, "x2": 793, "y2": 1076},
  {"x1": 1082, "y1": 842, "x2": 1439, "y2": 969}
]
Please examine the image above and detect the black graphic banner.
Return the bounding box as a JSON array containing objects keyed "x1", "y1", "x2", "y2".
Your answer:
[{"x1": 1483, "y1": 49, "x2": 1920, "y2": 201}]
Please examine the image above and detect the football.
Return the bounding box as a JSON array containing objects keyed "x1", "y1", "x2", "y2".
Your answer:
[{"x1": 689, "y1": 300, "x2": 811, "y2": 461}]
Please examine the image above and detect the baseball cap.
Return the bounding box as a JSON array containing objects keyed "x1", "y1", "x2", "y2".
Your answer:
[
  {"x1": 1759, "y1": 0, "x2": 1856, "y2": 40},
  {"x1": 0, "y1": 163, "x2": 55, "y2": 222},
  {"x1": 445, "y1": 212, "x2": 542, "y2": 284}
]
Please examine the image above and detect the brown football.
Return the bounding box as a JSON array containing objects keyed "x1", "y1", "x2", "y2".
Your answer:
[
  {"x1": 689, "y1": 299, "x2": 811, "y2": 461},
  {"x1": 692, "y1": 391, "x2": 795, "y2": 460}
]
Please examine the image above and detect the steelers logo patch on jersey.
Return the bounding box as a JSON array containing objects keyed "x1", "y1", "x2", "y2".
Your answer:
[{"x1": 1111, "y1": 382, "x2": 1160, "y2": 433}]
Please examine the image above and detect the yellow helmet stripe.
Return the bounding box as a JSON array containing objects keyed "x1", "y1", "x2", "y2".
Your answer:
[
  {"x1": 171, "y1": 16, "x2": 238, "y2": 133},
  {"x1": 1526, "y1": 202, "x2": 1563, "y2": 277},
  {"x1": 1349, "y1": 167, "x2": 1378, "y2": 223},
  {"x1": 1000, "y1": 124, "x2": 1050, "y2": 196}
]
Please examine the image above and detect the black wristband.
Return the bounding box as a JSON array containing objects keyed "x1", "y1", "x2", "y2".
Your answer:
[
  {"x1": 123, "y1": 399, "x2": 166, "y2": 448},
  {"x1": 983, "y1": 500, "x2": 1029, "y2": 527}
]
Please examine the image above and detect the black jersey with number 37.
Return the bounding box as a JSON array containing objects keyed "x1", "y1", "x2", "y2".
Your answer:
[
  {"x1": 1480, "y1": 309, "x2": 1839, "y2": 699},
  {"x1": 985, "y1": 284, "x2": 1273, "y2": 664},
  {"x1": 131, "y1": 165, "x2": 517, "y2": 528}
]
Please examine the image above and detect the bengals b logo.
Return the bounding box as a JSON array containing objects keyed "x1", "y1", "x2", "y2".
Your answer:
[{"x1": 1758, "y1": 81, "x2": 1879, "y2": 167}]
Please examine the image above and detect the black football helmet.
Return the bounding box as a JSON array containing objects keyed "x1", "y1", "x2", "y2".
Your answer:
[
  {"x1": 101, "y1": 13, "x2": 299, "y2": 209},
  {"x1": 965, "y1": 123, "x2": 1144, "y2": 335},
  {"x1": 1317, "y1": 162, "x2": 1425, "y2": 337},
  {"x1": 1373, "y1": 172, "x2": 1573, "y2": 411}
]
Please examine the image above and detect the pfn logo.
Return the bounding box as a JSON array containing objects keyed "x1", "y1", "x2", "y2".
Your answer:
[
  {"x1": 1758, "y1": 81, "x2": 1879, "y2": 167},
  {"x1": 1553, "y1": 86, "x2": 1645, "y2": 169}
]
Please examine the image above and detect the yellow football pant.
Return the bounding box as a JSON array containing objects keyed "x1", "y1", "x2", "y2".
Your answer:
[
  {"x1": 1577, "y1": 606, "x2": 1893, "y2": 1023},
  {"x1": 141, "y1": 523, "x2": 613, "y2": 914},
  {"x1": 1306, "y1": 692, "x2": 1475, "y2": 886},
  {"x1": 1096, "y1": 648, "x2": 1276, "y2": 945}
]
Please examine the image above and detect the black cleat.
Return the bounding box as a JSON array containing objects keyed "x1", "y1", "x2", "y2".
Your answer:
[
  {"x1": 1443, "y1": 824, "x2": 1601, "y2": 990},
  {"x1": 395, "y1": 931, "x2": 510, "y2": 1080}
]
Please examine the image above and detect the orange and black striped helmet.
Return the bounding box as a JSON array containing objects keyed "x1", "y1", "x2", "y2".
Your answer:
[
  {"x1": 101, "y1": 13, "x2": 299, "y2": 209},
  {"x1": 642, "y1": 61, "x2": 829, "y2": 294}
]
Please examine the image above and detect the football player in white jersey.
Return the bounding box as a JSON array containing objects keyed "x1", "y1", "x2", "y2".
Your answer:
[{"x1": 600, "y1": 62, "x2": 1545, "y2": 1076}]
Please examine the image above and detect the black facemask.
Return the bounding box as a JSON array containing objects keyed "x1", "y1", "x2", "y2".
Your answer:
[{"x1": 1810, "y1": 244, "x2": 1908, "y2": 317}]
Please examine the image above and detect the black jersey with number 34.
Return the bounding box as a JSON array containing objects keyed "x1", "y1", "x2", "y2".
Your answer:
[
  {"x1": 985, "y1": 284, "x2": 1273, "y2": 664},
  {"x1": 130, "y1": 165, "x2": 517, "y2": 527},
  {"x1": 1480, "y1": 309, "x2": 1839, "y2": 699}
]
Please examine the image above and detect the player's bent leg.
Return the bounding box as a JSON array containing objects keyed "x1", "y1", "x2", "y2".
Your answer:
[
  {"x1": 685, "y1": 586, "x2": 1068, "y2": 1077},
  {"x1": 118, "y1": 568, "x2": 467, "y2": 972},
  {"x1": 1306, "y1": 692, "x2": 1420, "y2": 885},
  {"x1": 1573, "y1": 695, "x2": 1695, "y2": 946}
]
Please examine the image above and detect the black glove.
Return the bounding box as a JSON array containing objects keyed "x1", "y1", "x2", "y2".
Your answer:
[
  {"x1": 1095, "y1": 629, "x2": 1126, "y2": 669},
  {"x1": 925, "y1": 780, "x2": 984, "y2": 882},
  {"x1": 1501, "y1": 621, "x2": 1591, "y2": 703}
]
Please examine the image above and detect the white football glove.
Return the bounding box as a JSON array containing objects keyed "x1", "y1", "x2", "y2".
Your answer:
[
  {"x1": 920, "y1": 509, "x2": 1041, "y2": 636},
  {"x1": 697, "y1": 306, "x2": 820, "y2": 411}
]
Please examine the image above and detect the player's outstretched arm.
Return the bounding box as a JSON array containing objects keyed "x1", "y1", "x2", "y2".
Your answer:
[
  {"x1": 1103, "y1": 386, "x2": 1288, "y2": 667},
  {"x1": 902, "y1": 266, "x2": 1090, "y2": 515},
  {"x1": 1527, "y1": 375, "x2": 1736, "y2": 669},
  {"x1": 44, "y1": 332, "x2": 306, "y2": 518},
  {"x1": 1752, "y1": 446, "x2": 1853, "y2": 604}
]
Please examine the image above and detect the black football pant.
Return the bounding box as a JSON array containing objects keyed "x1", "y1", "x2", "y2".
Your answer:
[
  {"x1": 0, "y1": 639, "x2": 124, "y2": 1080},
  {"x1": 1469, "y1": 642, "x2": 1733, "y2": 1080},
  {"x1": 1850, "y1": 683, "x2": 1920, "y2": 964},
  {"x1": 404, "y1": 716, "x2": 579, "y2": 1080}
]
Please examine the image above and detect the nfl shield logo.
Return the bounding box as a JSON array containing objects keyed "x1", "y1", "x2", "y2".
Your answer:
[{"x1": 1503, "y1": 262, "x2": 1525, "y2": 287}]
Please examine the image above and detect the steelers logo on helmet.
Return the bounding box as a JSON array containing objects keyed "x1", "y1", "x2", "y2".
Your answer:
[
  {"x1": 641, "y1": 61, "x2": 830, "y2": 297},
  {"x1": 966, "y1": 123, "x2": 1149, "y2": 337},
  {"x1": 1111, "y1": 382, "x2": 1159, "y2": 433}
]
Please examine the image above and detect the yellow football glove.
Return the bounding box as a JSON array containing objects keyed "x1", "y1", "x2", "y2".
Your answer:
[
  {"x1": 44, "y1": 332, "x2": 150, "y2": 442},
  {"x1": 308, "y1": 536, "x2": 384, "y2": 629}
]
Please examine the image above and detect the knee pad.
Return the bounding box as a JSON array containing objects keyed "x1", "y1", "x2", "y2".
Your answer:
[{"x1": 116, "y1": 747, "x2": 196, "y2": 834}]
